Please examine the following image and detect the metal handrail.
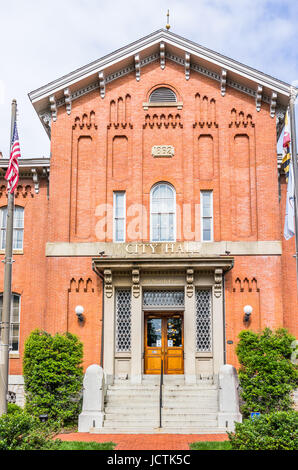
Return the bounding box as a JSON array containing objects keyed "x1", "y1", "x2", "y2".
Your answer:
[{"x1": 159, "y1": 359, "x2": 163, "y2": 428}]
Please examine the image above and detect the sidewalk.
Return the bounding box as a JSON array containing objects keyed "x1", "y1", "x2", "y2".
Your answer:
[{"x1": 56, "y1": 433, "x2": 228, "y2": 450}]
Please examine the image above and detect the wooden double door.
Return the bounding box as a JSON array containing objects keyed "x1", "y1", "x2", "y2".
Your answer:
[{"x1": 144, "y1": 313, "x2": 184, "y2": 374}]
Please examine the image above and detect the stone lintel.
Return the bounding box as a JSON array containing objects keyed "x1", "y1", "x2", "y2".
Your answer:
[{"x1": 46, "y1": 241, "x2": 282, "y2": 258}]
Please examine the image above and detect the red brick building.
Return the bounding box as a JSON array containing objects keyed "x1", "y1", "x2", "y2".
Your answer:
[{"x1": 0, "y1": 29, "x2": 297, "y2": 412}]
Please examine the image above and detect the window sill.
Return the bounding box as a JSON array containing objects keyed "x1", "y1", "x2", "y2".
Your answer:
[
  {"x1": 9, "y1": 353, "x2": 20, "y2": 359},
  {"x1": 0, "y1": 250, "x2": 23, "y2": 255},
  {"x1": 143, "y1": 101, "x2": 183, "y2": 110}
]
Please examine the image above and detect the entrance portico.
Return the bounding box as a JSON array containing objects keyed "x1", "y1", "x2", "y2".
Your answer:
[{"x1": 92, "y1": 243, "x2": 234, "y2": 385}]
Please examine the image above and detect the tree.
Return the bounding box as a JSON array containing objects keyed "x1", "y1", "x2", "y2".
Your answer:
[{"x1": 23, "y1": 330, "x2": 83, "y2": 425}]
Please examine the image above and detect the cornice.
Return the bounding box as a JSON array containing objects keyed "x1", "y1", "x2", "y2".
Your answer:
[
  {"x1": 29, "y1": 29, "x2": 295, "y2": 142},
  {"x1": 29, "y1": 29, "x2": 294, "y2": 103},
  {"x1": 0, "y1": 158, "x2": 50, "y2": 193}
]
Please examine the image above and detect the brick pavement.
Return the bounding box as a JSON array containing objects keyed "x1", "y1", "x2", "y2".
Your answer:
[{"x1": 56, "y1": 432, "x2": 228, "y2": 450}]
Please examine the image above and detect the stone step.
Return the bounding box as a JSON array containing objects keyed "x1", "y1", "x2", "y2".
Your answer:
[
  {"x1": 105, "y1": 399, "x2": 217, "y2": 407},
  {"x1": 109, "y1": 385, "x2": 160, "y2": 391},
  {"x1": 104, "y1": 405, "x2": 218, "y2": 413},
  {"x1": 91, "y1": 426, "x2": 227, "y2": 434},
  {"x1": 104, "y1": 413, "x2": 218, "y2": 422},
  {"x1": 161, "y1": 413, "x2": 218, "y2": 421},
  {"x1": 107, "y1": 389, "x2": 217, "y2": 397},
  {"x1": 104, "y1": 415, "x2": 159, "y2": 422}
]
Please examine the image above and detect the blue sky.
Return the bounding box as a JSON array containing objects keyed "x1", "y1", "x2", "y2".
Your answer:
[{"x1": 0, "y1": 0, "x2": 298, "y2": 157}]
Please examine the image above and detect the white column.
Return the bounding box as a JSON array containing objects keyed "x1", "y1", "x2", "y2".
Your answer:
[
  {"x1": 130, "y1": 273, "x2": 143, "y2": 384},
  {"x1": 184, "y1": 285, "x2": 197, "y2": 384},
  {"x1": 103, "y1": 270, "x2": 115, "y2": 385},
  {"x1": 212, "y1": 269, "x2": 224, "y2": 374}
]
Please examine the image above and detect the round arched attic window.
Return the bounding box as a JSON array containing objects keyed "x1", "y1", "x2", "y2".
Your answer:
[{"x1": 149, "y1": 87, "x2": 177, "y2": 103}]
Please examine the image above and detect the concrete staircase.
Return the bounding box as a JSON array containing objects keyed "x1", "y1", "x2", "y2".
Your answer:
[{"x1": 91, "y1": 375, "x2": 228, "y2": 434}]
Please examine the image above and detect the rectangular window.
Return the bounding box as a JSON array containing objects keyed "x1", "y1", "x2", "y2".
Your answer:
[
  {"x1": 0, "y1": 206, "x2": 24, "y2": 250},
  {"x1": 115, "y1": 289, "x2": 131, "y2": 353},
  {"x1": 195, "y1": 289, "x2": 212, "y2": 353},
  {"x1": 200, "y1": 191, "x2": 213, "y2": 242},
  {"x1": 0, "y1": 294, "x2": 21, "y2": 352},
  {"x1": 113, "y1": 192, "x2": 126, "y2": 242}
]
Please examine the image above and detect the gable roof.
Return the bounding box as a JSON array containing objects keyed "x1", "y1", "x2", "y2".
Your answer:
[{"x1": 28, "y1": 28, "x2": 297, "y2": 139}]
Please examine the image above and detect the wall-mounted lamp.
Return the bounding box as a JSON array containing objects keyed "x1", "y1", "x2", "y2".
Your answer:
[
  {"x1": 243, "y1": 305, "x2": 253, "y2": 323},
  {"x1": 75, "y1": 305, "x2": 84, "y2": 323}
]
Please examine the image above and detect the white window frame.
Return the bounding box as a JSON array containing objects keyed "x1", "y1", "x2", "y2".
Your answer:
[
  {"x1": 0, "y1": 205, "x2": 24, "y2": 251},
  {"x1": 113, "y1": 191, "x2": 126, "y2": 243},
  {"x1": 150, "y1": 182, "x2": 176, "y2": 242},
  {"x1": 200, "y1": 191, "x2": 213, "y2": 242},
  {"x1": 0, "y1": 293, "x2": 21, "y2": 353}
]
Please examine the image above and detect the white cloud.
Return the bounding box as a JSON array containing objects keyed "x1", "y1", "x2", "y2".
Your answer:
[{"x1": 0, "y1": 0, "x2": 297, "y2": 157}]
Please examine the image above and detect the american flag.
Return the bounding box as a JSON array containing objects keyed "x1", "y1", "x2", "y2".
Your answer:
[{"x1": 5, "y1": 120, "x2": 21, "y2": 193}]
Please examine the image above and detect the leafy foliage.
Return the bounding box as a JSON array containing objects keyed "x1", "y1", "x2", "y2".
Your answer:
[
  {"x1": 228, "y1": 411, "x2": 298, "y2": 450},
  {"x1": 7, "y1": 403, "x2": 23, "y2": 415},
  {"x1": 0, "y1": 409, "x2": 61, "y2": 450},
  {"x1": 236, "y1": 328, "x2": 298, "y2": 417},
  {"x1": 23, "y1": 330, "x2": 83, "y2": 425}
]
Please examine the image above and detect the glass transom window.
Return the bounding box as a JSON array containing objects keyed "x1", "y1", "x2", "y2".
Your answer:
[
  {"x1": 151, "y1": 183, "x2": 176, "y2": 242},
  {"x1": 143, "y1": 290, "x2": 184, "y2": 308}
]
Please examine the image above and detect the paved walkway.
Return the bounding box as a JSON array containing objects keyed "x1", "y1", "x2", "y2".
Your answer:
[{"x1": 56, "y1": 433, "x2": 228, "y2": 450}]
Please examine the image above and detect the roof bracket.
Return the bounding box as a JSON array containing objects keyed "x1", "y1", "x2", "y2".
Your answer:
[
  {"x1": 135, "y1": 54, "x2": 141, "y2": 81},
  {"x1": 255, "y1": 85, "x2": 263, "y2": 112},
  {"x1": 49, "y1": 95, "x2": 57, "y2": 122},
  {"x1": 98, "y1": 72, "x2": 105, "y2": 99},
  {"x1": 64, "y1": 88, "x2": 72, "y2": 115},
  {"x1": 31, "y1": 168, "x2": 39, "y2": 194},
  {"x1": 185, "y1": 53, "x2": 190, "y2": 80},
  {"x1": 270, "y1": 91, "x2": 277, "y2": 118},
  {"x1": 220, "y1": 69, "x2": 227, "y2": 96},
  {"x1": 160, "y1": 42, "x2": 165, "y2": 70}
]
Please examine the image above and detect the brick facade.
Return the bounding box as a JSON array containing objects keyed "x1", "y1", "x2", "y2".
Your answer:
[{"x1": 1, "y1": 34, "x2": 297, "y2": 381}]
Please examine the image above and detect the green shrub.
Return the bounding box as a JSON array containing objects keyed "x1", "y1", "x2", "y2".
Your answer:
[
  {"x1": 228, "y1": 411, "x2": 298, "y2": 450},
  {"x1": 23, "y1": 330, "x2": 83, "y2": 425},
  {"x1": 0, "y1": 409, "x2": 61, "y2": 450},
  {"x1": 7, "y1": 403, "x2": 22, "y2": 415},
  {"x1": 236, "y1": 328, "x2": 298, "y2": 417}
]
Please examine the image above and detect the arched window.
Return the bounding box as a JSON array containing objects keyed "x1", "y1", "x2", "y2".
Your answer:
[
  {"x1": 151, "y1": 183, "x2": 176, "y2": 242},
  {"x1": 0, "y1": 206, "x2": 24, "y2": 250},
  {"x1": 149, "y1": 87, "x2": 177, "y2": 103},
  {"x1": 0, "y1": 293, "x2": 21, "y2": 352}
]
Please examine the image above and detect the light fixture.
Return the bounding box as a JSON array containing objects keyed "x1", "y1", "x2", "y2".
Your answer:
[
  {"x1": 75, "y1": 305, "x2": 84, "y2": 323},
  {"x1": 243, "y1": 305, "x2": 253, "y2": 323},
  {"x1": 39, "y1": 414, "x2": 48, "y2": 423}
]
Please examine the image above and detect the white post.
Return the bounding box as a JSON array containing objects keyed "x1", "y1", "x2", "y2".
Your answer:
[{"x1": 78, "y1": 364, "x2": 105, "y2": 432}]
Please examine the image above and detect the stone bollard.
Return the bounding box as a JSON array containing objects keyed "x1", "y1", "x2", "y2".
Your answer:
[
  {"x1": 218, "y1": 364, "x2": 242, "y2": 431},
  {"x1": 78, "y1": 364, "x2": 105, "y2": 432}
]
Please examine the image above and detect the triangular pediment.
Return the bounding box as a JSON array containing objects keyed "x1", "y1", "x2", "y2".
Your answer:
[{"x1": 29, "y1": 29, "x2": 296, "y2": 138}]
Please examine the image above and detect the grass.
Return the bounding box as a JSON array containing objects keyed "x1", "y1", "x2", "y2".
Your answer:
[
  {"x1": 57, "y1": 440, "x2": 116, "y2": 450},
  {"x1": 189, "y1": 441, "x2": 232, "y2": 450}
]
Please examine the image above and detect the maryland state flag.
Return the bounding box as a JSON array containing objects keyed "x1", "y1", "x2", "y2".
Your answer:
[
  {"x1": 281, "y1": 112, "x2": 291, "y2": 181},
  {"x1": 283, "y1": 111, "x2": 295, "y2": 240}
]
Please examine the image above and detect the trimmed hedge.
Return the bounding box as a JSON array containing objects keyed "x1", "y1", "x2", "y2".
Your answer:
[
  {"x1": 228, "y1": 411, "x2": 298, "y2": 450},
  {"x1": 236, "y1": 328, "x2": 298, "y2": 417},
  {"x1": 23, "y1": 330, "x2": 83, "y2": 425},
  {"x1": 0, "y1": 410, "x2": 61, "y2": 450}
]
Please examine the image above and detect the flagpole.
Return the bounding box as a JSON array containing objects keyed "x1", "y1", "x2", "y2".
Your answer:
[
  {"x1": 0, "y1": 99, "x2": 17, "y2": 416},
  {"x1": 289, "y1": 87, "x2": 298, "y2": 292}
]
